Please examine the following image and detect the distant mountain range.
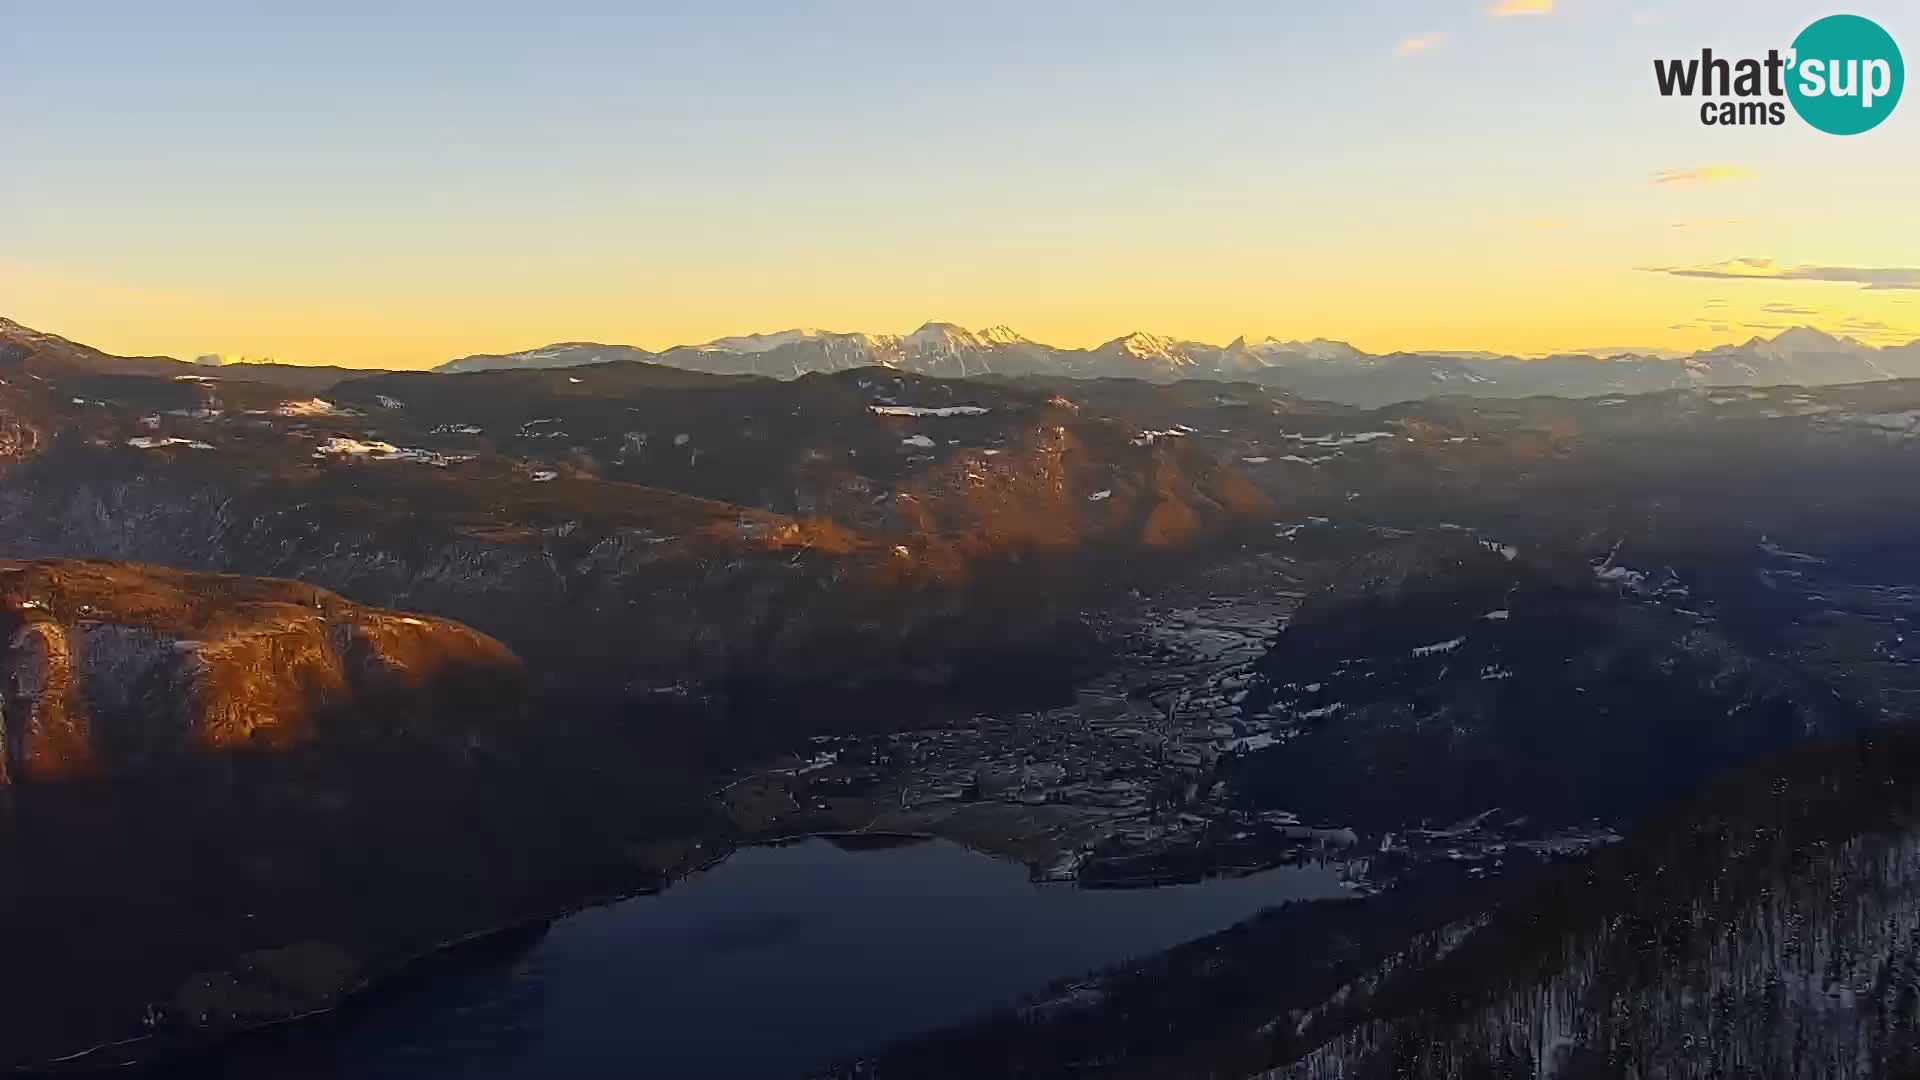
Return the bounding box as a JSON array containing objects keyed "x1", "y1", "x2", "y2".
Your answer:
[
  {"x1": 8, "y1": 314, "x2": 1919, "y2": 410},
  {"x1": 435, "y1": 322, "x2": 1920, "y2": 407}
]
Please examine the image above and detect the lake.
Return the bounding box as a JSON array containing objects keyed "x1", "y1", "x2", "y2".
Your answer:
[{"x1": 157, "y1": 838, "x2": 1348, "y2": 1079}]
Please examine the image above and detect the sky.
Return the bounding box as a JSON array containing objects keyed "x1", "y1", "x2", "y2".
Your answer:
[{"x1": 2, "y1": 1, "x2": 1916, "y2": 369}]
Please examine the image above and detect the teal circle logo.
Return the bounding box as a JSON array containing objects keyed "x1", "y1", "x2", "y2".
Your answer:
[{"x1": 1788, "y1": 14, "x2": 1904, "y2": 134}]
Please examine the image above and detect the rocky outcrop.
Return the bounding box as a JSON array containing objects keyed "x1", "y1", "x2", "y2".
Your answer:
[
  {"x1": 0, "y1": 560, "x2": 699, "y2": 1070},
  {"x1": 0, "y1": 411, "x2": 38, "y2": 464},
  {"x1": 0, "y1": 559, "x2": 524, "y2": 783}
]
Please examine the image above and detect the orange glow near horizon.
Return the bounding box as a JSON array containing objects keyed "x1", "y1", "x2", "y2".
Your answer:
[
  {"x1": 6, "y1": 242, "x2": 1916, "y2": 370},
  {"x1": 6, "y1": 5, "x2": 1916, "y2": 369}
]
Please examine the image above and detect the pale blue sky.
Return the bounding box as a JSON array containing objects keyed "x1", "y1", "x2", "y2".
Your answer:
[{"x1": 2, "y1": 1, "x2": 1914, "y2": 365}]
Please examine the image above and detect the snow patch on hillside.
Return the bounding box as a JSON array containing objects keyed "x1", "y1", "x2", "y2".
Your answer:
[
  {"x1": 127, "y1": 437, "x2": 213, "y2": 451},
  {"x1": 869, "y1": 404, "x2": 990, "y2": 417},
  {"x1": 1412, "y1": 637, "x2": 1465, "y2": 658},
  {"x1": 313, "y1": 437, "x2": 469, "y2": 467},
  {"x1": 271, "y1": 398, "x2": 353, "y2": 418}
]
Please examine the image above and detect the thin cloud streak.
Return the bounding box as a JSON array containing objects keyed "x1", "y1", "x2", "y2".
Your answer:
[
  {"x1": 1640, "y1": 258, "x2": 1920, "y2": 291},
  {"x1": 1650, "y1": 165, "x2": 1755, "y2": 185}
]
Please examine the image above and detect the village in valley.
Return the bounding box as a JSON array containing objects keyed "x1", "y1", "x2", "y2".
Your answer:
[{"x1": 717, "y1": 585, "x2": 1620, "y2": 892}]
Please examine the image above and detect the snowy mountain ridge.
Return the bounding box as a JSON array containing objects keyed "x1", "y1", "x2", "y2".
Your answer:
[{"x1": 433, "y1": 324, "x2": 1920, "y2": 407}]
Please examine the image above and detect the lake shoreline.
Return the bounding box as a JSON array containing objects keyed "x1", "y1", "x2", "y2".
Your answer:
[
  {"x1": 31, "y1": 834, "x2": 1344, "y2": 1077},
  {"x1": 18, "y1": 842, "x2": 741, "y2": 1075},
  {"x1": 13, "y1": 829, "x2": 972, "y2": 1076}
]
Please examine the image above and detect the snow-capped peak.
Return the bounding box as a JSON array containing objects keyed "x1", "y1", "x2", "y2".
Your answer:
[
  {"x1": 1766, "y1": 326, "x2": 1858, "y2": 353},
  {"x1": 701, "y1": 328, "x2": 884, "y2": 354},
  {"x1": 1242, "y1": 337, "x2": 1365, "y2": 362},
  {"x1": 1698, "y1": 326, "x2": 1862, "y2": 361},
  {"x1": 904, "y1": 321, "x2": 987, "y2": 354},
  {"x1": 1107, "y1": 331, "x2": 1192, "y2": 363},
  {"x1": 976, "y1": 324, "x2": 1032, "y2": 347},
  {"x1": 704, "y1": 323, "x2": 1036, "y2": 359}
]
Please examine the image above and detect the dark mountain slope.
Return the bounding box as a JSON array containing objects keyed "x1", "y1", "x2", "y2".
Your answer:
[
  {"x1": 1230, "y1": 535, "x2": 1868, "y2": 831},
  {"x1": 1269, "y1": 729, "x2": 1920, "y2": 1079}
]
